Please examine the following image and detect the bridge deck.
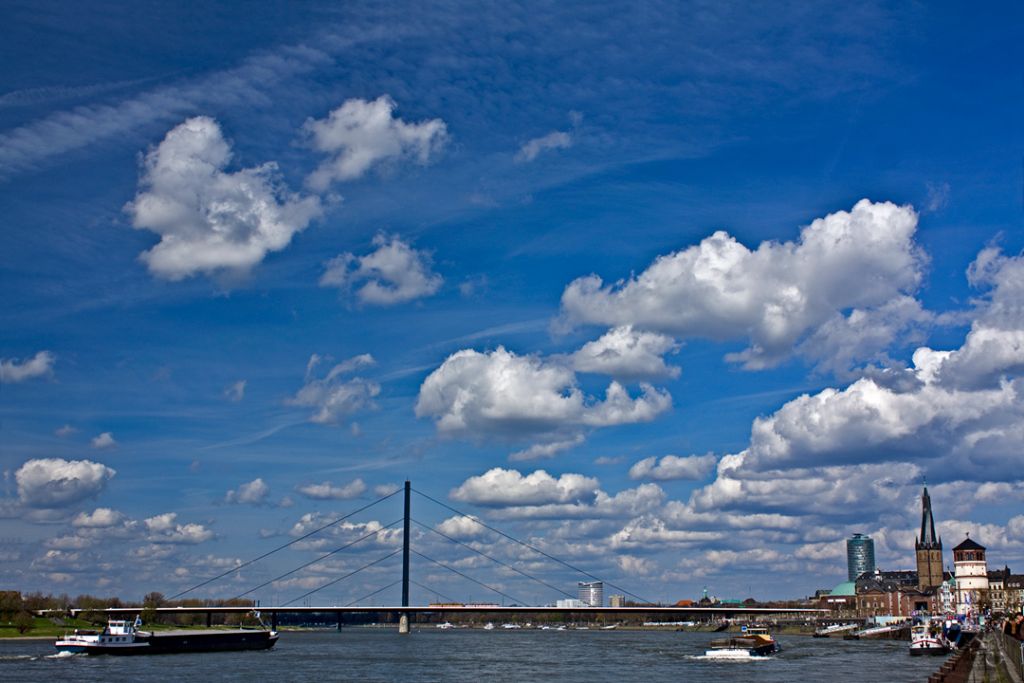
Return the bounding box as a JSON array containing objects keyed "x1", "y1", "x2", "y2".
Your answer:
[{"x1": 70, "y1": 605, "x2": 825, "y2": 616}]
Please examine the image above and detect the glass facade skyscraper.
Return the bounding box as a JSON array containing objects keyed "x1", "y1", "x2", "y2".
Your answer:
[
  {"x1": 847, "y1": 533, "x2": 876, "y2": 581},
  {"x1": 578, "y1": 581, "x2": 603, "y2": 607}
]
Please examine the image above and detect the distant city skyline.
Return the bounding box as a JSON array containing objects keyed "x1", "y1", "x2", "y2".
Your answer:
[{"x1": 1, "y1": 1, "x2": 1023, "y2": 604}]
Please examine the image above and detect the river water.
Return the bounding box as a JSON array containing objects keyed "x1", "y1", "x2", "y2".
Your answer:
[{"x1": 0, "y1": 628, "x2": 942, "y2": 682}]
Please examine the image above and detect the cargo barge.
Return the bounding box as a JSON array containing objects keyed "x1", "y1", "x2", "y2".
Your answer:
[{"x1": 55, "y1": 615, "x2": 278, "y2": 655}]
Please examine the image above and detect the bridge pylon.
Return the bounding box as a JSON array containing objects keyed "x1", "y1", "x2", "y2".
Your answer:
[{"x1": 399, "y1": 480, "x2": 411, "y2": 634}]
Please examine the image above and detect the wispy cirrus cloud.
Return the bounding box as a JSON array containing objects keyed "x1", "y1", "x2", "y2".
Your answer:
[
  {"x1": 0, "y1": 44, "x2": 330, "y2": 180},
  {"x1": 515, "y1": 130, "x2": 572, "y2": 163}
]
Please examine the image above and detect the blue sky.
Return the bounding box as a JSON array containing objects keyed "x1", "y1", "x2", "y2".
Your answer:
[{"x1": 2, "y1": 1, "x2": 1023, "y2": 605}]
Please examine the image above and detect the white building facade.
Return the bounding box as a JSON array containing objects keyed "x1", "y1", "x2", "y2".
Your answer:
[{"x1": 953, "y1": 536, "x2": 989, "y2": 617}]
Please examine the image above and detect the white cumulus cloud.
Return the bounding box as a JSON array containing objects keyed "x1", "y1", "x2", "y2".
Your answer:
[
  {"x1": 225, "y1": 478, "x2": 271, "y2": 505},
  {"x1": 0, "y1": 351, "x2": 55, "y2": 383},
  {"x1": 289, "y1": 353, "x2": 380, "y2": 424},
  {"x1": 144, "y1": 512, "x2": 214, "y2": 544},
  {"x1": 125, "y1": 116, "x2": 322, "y2": 280},
  {"x1": 415, "y1": 346, "x2": 671, "y2": 445},
  {"x1": 629, "y1": 454, "x2": 717, "y2": 481},
  {"x1": 15, "y1": 458, "x2": 115, "y2": 509},
  {"x1": 449, "y1": 468, "x2": 600, "y2": 506},
  {"x1": 571, "y1": 326, "x2": 680, "y2": 380},
  {"x1": 91, "y1": 432, "x2": 117, "y2": 449},
  {"x1": 72, "y1": 507, "x2": 126, "y2": 528},
  {"x1": 320, "y1": 233, "x2": 442, "y2": 306},
  {"x1": 930, "y1": 247, "x2": 1024, "y2": 388},
  {"x1": 296, "y1": 478, "x2": 367, "y2": 500},
  {"x1": 374, "y1": 483, "x2": 401, "y2": 497},
  {"x1": 304, "y1": 95, "x2": 447, "y2": 191},
  {"x1": 490, "y1": 483, "x2": 666, "y2": 520},
  {"x1": 436, "y1": 515, "x2": 486, "y2": 539},
  {"x1": 560, "y1": 199, "x2": 925, "y2": 370}
]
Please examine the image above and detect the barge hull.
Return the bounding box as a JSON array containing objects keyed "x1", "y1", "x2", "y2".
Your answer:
[{"x1": 65, "y1": 629, "x2": 278, "y2": 655}]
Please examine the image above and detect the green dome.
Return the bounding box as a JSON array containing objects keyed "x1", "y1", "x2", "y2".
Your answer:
[{"x1": 830, "y1": 580, "x2": 857, "y2": 597}]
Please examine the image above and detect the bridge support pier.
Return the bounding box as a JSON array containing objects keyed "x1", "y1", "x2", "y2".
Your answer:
[
  {"x1": 337, "y1": 612, "x2": 343, "y2": 631},
  {"x1": 206, "y1": 612, "x2": 212, "y2": 628},
  {"x1": 398, "y1": 613, "x2": 410, "y2": 634},
  {"x1": 271, "y1": 612, "x2": 277, "y2": 631}
]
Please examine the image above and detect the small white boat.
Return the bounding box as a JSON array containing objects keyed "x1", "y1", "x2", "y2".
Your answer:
[
  {"x1": 436, "y1": 622, "x2": 454, "y2": 629},
  {"x1": 483, "y1": 622, "x2": 495, "y2": 631},
  {"x1": 501, "y1": 623, "x2": 521, "y2": 629},
  {"x1": 909, "y1": 621, "x2": 951, "y2": 656},
  {"x1": 705, "y1": 626, "x2": 779, "y2": 658}
]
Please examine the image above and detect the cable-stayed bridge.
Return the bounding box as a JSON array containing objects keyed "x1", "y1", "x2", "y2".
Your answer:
[{"x1": 61, "y1": 482, "x2": 825, "y2": 630}]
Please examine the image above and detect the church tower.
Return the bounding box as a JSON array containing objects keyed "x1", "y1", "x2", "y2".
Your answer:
[{"x1": 915, "y1": 485, "x2": 944, "y2": 590}]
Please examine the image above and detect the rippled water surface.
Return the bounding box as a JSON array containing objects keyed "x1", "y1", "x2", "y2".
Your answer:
[{"x1": 0, "y1": 629, "x2": 943, "y2": 682}]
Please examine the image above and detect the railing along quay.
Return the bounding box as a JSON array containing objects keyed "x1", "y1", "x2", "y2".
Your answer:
[
  {"x1": 926, "y1": 636, "x2": 981, "y2": 683},
  {"x1": 993, "y1": 629, "x2": 1023, "y2": 683}
]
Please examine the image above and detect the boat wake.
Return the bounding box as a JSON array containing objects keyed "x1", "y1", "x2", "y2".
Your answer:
[
  {"x1": 687, "y1": 653, "x2": 771, "y2": 662},
  {"x1": 0, "y1": 654, "x2": 39, "y2": 661},
  {"x1": 46, "y1": 651, "x2": 84, "y2": 659}
]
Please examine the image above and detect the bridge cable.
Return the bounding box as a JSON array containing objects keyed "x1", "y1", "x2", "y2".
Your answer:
[
  {"x1": 345, "y1": 579, "x2": 404, "y2": 607},
  {"x1": 283, "y1": 548, "x2": 402, "y2": 607},
  {"x1": 232, "y1": 518, "x2": 403, "y2": 601},
  {"x1": 411, "y1": 549, "x2": 526, "y2": 606},
  {"x1": 412, "y1": 488, "x2": 654, "y2": 605},
  {"x1": 168, "y1": 488, "x2": 402, "y2": 601},
  {"x1": 413, "y1": 518, "x2": 576, "y2": 601},
  {"x1": 409, "y1": 579, "x2": 457, "y2": 605}
]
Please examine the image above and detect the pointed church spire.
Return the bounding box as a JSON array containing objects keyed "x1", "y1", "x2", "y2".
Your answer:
[
  {"x1": 919, "y1": 484, "x2": 938, "y2": 546},
  {"x1": 916, "y1": 483, "x2": 943, "y2": 590}
]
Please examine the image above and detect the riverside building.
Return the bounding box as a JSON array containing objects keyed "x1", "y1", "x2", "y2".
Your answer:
[{"x1": 953, "y1": 535, "x2": 989, "y2": 617}]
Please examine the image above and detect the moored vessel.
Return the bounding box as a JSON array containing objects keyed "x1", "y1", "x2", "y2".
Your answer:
[
  {"x1": 909, "y1": 620, "x2": 951, "y2": 656},
  {"x1": 813, "y1": 622, "x2": 858, "y2": 638}
]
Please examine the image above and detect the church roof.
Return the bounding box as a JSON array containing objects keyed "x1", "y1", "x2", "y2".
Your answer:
[{"x1": 953, "y1": 536, "x2": 985, "y2": 552}]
